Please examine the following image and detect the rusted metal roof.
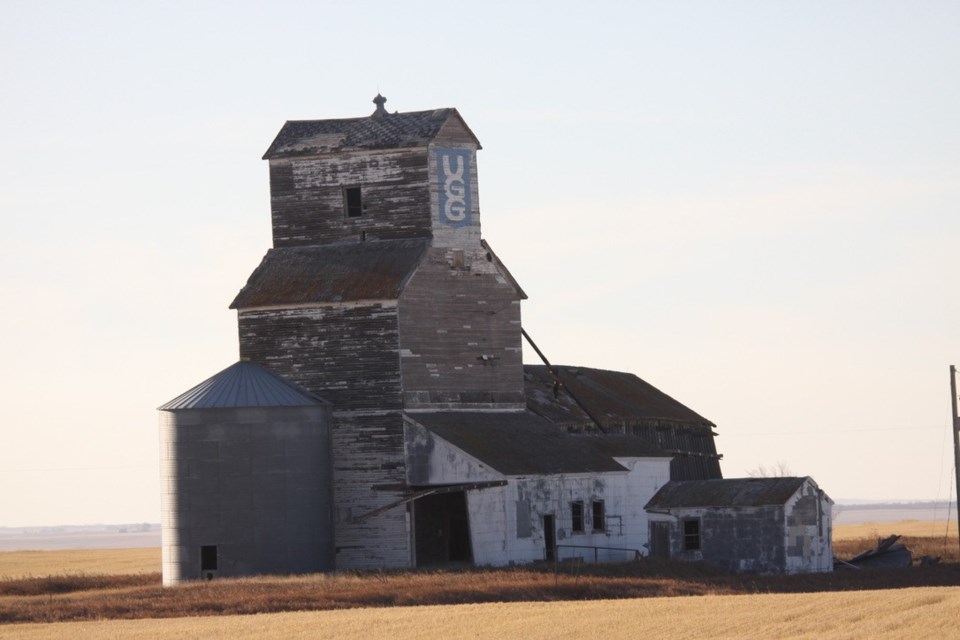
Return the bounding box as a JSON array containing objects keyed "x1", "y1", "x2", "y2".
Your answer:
[
  {"x1": 263, "y1": 108, "x2": 481, "y2": 159},
  {"x1": 407, "y1": 411, "x2": 670, "y2": 476},
  {"x1": 158, "y1": 361, "x2": 327, "y2": 410},
  {"x1": 230, "y1": 238, "x2": 429, "y2": 309},
  {"x1": 524, "y1": 365, "x2": 715, "y2": 428},
  {"x1": 644, "y1": 477, "x2": 809, "y2": 510}
]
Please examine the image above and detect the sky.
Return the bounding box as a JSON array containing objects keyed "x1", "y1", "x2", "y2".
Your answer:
[{"x1": 1, "y1": 1, "x2": 958, "y2": 526}]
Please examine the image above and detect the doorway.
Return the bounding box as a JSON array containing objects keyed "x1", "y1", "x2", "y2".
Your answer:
[
  {"x1": 543, "y1": 514, "x2": 556, "y2": 561},
  {"x1": 414, "y1": 491, "x2": 473, "y2": 566},
  {"x1": 649, "y1": 521, "x2": 670, "y2": 559}
]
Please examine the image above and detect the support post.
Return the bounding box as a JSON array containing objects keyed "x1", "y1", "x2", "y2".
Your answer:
[{"x1": 951, "y1": 365, "x2": 960, "y2": 560}]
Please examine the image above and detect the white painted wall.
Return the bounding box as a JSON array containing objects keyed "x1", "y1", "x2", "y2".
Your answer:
[
  {"x1": 783, "y1": 478, "x2": 833, "y2": 574},
  {"x1": 468, "y1": 458, "x2": 671, "y2": 566},
  {"x1": 405, "y1": 423, "x2": 673, "y2": 567}
]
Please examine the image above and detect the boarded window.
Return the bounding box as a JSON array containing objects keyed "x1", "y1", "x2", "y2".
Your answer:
[
  {"x1": 516, "y1": 499, "x2": 531, "y2": 538},
  {"x1": 683, "y1": 519, "x2": 701, "y2": 551},
  {"x1": 571, "y1": 501, "x2": 584, "y2": 533},
  {"x1": 344, "y1": 186, "x2": 363, "y2": 217},
  {"x1": 592, "y1": 500, "x2": 605, "y2": 532}
]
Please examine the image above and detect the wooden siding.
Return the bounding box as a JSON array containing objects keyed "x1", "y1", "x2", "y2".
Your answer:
[
  {"x1": 434, "y1": 114, "x2": 480, "y2": 147},
  {"x1": 620, "y1": 422, "x2": 722, "y2": 481},
  {"x1": 237, "y1": 303, "x2": 402, "y2": 411},
  {"x1": 269, "y1": 148, "x2": 431, "y2": 247},
  {"x1": 332, "y1": 411, "x2": 411, "y2": 568},
  {"x1": 237, "y1": 305, "x2": 413, "y2": 568},
  {"x1": 398, "y1": 246, "x2": 525, "y2": 409},
  {"x1": 555, "y1": 419, "x2": 722, "y2": 481}
]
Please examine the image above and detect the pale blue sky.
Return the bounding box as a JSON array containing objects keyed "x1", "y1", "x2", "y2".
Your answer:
[{"x1": 1, "y1": 1, "x2": 957, "y2": 525}]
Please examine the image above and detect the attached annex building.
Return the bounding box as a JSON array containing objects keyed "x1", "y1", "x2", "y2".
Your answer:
[{"x1": 159, "y1": 96, "x2": 831, "y2": 584}]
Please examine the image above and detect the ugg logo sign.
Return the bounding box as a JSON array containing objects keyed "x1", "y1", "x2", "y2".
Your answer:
[{"x1": 436, "y1": 148, "x2": 472, "y2": 227}]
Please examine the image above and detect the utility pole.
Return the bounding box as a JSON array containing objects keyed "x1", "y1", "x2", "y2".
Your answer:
[{"x1": 951, "y1": 365, "x2": 960, "y2": 559}]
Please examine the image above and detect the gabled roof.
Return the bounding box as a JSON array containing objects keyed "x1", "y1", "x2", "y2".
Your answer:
[
  {"x1": 263, "y1": 108, "x2": 481, "y2": 159},
  {"x1": 407, "y1": 410, "x2": 670, "y2": 476},
  {"x1": 159, "y1": 361, "x2": 327, "y2": 410},
  {"x1": 524, "y1": 365, "x2": 714, "y2": 428},
  {"x1": 644, "y1": 477, "x2": 810, "y2": 510},
  {"x1": 230, "y1": 238, "x2": 429, "y2": 309}
]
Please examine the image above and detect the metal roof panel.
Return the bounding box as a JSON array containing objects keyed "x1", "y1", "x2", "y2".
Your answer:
[{"x1": 159, "y1": 361, "x2": 328, "y2": 410}]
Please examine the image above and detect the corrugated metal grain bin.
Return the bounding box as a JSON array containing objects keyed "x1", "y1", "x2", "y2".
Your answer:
[{"x1": 158, "y1": 361, "x2": 334, "y2": 586}]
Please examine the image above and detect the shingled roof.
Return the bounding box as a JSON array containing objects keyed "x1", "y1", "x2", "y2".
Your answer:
[
  {"x1": 159, "y1": 361, "x2": 327, "y2": 410},
  {"x1": 263, "y1": 107, "x2": 481, "y2": 159},
  {"x1": 525, "y1": 365, "x2": 714, "y2": 428},
  {"x1": 645, "y1": 477, "x2": 811, "y2": 510},
  {"x1": 230, "y1": 238, "x2": 429, "y2": 309},
  {"x1": 407, "y1": 410, "x2": 670, "y2": 476}
]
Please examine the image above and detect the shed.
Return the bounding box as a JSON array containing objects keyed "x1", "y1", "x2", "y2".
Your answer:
[{"x1": 644, "y1": 477, "x2": 833, "y2": 574}]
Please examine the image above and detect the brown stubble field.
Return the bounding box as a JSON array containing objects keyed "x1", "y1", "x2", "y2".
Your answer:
[
  {"x1": 4, "y1": 587, "x2": 960, "y2": 640},
  {"x1": 0, "y1": 522, "x2": 958, "y2": 639}
]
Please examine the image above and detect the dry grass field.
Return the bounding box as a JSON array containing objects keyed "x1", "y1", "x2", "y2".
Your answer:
[
  {"x1": 1, "y1": 519, "x2": 957, "y2": 637},
  {"x1": 0, "y1": 547, "x2": 159, "y2": 579},
  {"x1": 3, "y1": 586, "x2": 959, "y2": 640},
  {"x1": 834, "y1": 519, "x2": 956, "y2": 541}
]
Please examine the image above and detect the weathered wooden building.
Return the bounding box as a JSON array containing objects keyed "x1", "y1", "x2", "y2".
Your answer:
[
  {"x1": 645, "y1": 477, "x2": 834, "y2": 573},
  {"x1": 159, "y1": 96, "x2": 829, "y2": 580}
]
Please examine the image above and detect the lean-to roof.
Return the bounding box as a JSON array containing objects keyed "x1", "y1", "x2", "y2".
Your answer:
[{"x1": 407, "y1": 410, "x2": 670, "y2": 476}]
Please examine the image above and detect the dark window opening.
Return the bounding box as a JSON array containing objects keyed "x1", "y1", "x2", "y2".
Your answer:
[
  {"x1": 592, "y1": 500, "x2": 605, "y2": 532},
  {"x1": 683, "y1": 519, "x2": 701, "y2": 551},
  {"x1": 344, "y1": 186, "x2": 363, "y2": 217},
  {"x1": 200, "y1": 545, "x2": 218, "y2": 572},
  {"x1": 571, "y1": 501, "x2": 584, "y2": 533}
]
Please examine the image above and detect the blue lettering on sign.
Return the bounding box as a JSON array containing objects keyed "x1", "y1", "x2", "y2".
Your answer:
[{"x1": 436, "y1": 148, "x2": 472, "y2": 227}]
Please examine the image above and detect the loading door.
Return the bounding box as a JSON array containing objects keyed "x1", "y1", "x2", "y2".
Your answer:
[{"x1": 414, "y1": 491, "x2": 473, "y2": 566}]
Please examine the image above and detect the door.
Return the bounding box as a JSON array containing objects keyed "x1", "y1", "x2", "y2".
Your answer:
[
  {"x1": 649, "y1": 521, "x2": 670, "y2": 559},
  {"x1": 543, "y1": 514, "x2": 556, "y2": 561}
]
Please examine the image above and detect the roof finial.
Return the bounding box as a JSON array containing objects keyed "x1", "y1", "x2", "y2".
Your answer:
[{"x1": 372, "y1": 93, "x2": 388, "y2": 117}]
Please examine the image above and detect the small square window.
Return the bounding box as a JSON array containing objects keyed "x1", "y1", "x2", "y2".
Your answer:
[
  {"x1": 683, "y1": 519, "x2": 701, "y2": 551},
  {"x1": 592, "y1": 500, "x2": 605, "y2": 532},
  {"x1": 343, "y1": 186, "x2": 363, "y2": 217},
  {"x1": 571, "y1": 501, "x2": 584, "y2": 533}
]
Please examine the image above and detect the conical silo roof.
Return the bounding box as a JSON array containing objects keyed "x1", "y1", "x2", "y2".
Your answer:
[{"x1": 159, "y1": 361, "x2": 327, "y2": 410}]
